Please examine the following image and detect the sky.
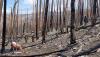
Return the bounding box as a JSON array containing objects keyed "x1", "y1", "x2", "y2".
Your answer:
[
  {"x1": 7, "y1": 0, "x2": 35, "y2": 14},
  {"x1": 6, "y1": 0, "x2": 88, "y2": 14}
]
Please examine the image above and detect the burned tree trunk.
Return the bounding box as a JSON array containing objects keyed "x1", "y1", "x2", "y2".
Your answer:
[
  {"x1": 36, "y1": 0, "x2": 39, "y2": 40},
  {"x1": 59, "y1": 0, "x2": 63, "y2": 33},
  {"x1": 39, "y1": 0, "x2": 42, "y2": 31},
  {"x1": 70, "y1": 0, "x2": 76, "y2": 44},
  {"x1": 87, "y1": 0, "x2": 88, "y2": 18},
  {"x1": 63, "y1": 0, "x2": 66, "y2": 29},
  {"x1": 16, "y1": 0, "x2": 19, "y2": 37},
  {"x1": 92, "y1": 0, "x2": 98, "y2": 26},
  {"x1": 79, "y1": 0, "x2": 84, "y2": 26},
  {"x1": 0, "y1": 0, "x2": 3, "y2": 21},
  {"x1": 50, "y1": 0, "x2": 54, "y2": 31},
  {"x1": 26, "y1": 9, "x2": 28, "y2": 33},
  {"x1": 56, "y1": 0, "x2": 59, "y2": 31},
  {"x1": 11, "y1": 0, "x2": 19, "y2": 41},
  {"x1": 1, "y1": 0, "x2": 7, "y2": 53},
  {"x1": 42, "y1": 0, "x2": 49, "y2": 44}
]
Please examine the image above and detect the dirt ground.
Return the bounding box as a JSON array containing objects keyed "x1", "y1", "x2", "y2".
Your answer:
[{"x1": 0, "y1": 24, "x2": 100, "y2": 57}]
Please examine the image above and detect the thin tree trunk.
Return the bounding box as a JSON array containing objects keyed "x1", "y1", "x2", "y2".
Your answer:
[
  {"x1": 56, "y1": 0, "x2": 59, "y2": 31},
  {"x1": 1, "y1": 0, "x2": 7, "y2": 53},
  {"x1": 42, "y1": 0, "x2": 49, "y2": 44},
  {"x1": 36, "y1": 0, "x2": 39, "y2": 40},
  {"x1": 21, "y1": 11, "x2": 23, "y2": 37},
  {"x1": 59, "y1": 0, "x2": 63, "y2": 33},
  {"x1": 80, "y1": 0, "x2": 84, "y2": 26},
  {"x1": 12, "y1": 0, "x2": 18, "y2": 41},
  {"x1": 16, "y1": 0, "x2": 19, "y2": 37},
  {"x1": 26, "y1": 9, "x2": 28, "y2": 33},
  {"x1": 39, "y1": 0, "x2": 42, "y2": 31},
  {"x1": 92, "y1": 0, "x2": 97, "y2": 26},
  {"x1": 63, "y1": 0, "x2": 66, "y2": 28},
  {"x1": 70, "y1": 0, "x2": 76, "y2": 44},
  {"x1": 0, "y1": 0, "x2": 3, "y2": 21},
  {"x1": 50, "y1": 0, "x2": 54, "y2": 31}
]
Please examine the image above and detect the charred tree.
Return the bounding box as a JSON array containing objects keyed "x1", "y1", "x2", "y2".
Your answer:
[
  {"x1": 56, "y1": 0, "x2": 59, "y2": 31},
  {"x1": 59, "y1": 0, "x2": 63, "y2": 33},
  {"x1": 50, "y1": 0, "x2": 54, "y2": 31},
  {"x1": 92, "y1": 0, "x2": 98, "y2": 26},
  {"x1": 39, "y1": 0, "x2": 42, "y2": 31},
  {"x1": 70, "y1": 0, "x2": 76, "y2": 44},
  {"x1": 35, "y1": 0, "x2": 39, "y2": 40},
  {"x1": 65, "y1": 0, "x2": 69, "y2": 33},
  {"x1": 12, "y1": 0, "x2": 19, "y2": 41},
  {"x1": 63, "y1": 0, "x2": 66, "y2": 29},
  {"x1": 21, "y1": 11, "x2": 23, "y2": 37},
  {"x1": 42, "y1": 0, "x2": 49, "y2": 44},
  {"x1": 1, "y1": 0, "x2": 7, "y2": 53},
  {"x1": 26, "y1": 9, "x2": 28, "y2": 33},
  {"x1": 16, "y1": 0, "x2": 19, "y2": 37},
  {"x1": 79, "y1": 0, "x2": 84, "y2": 26},
  {"x1": 0, "y1": 0, "x2": 3, "y2": 21},
  {"x1": 87, "y1": 0, "x2": 88, "y2": 18}
]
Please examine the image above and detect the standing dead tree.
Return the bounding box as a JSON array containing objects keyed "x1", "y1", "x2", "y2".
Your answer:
[
  {"x1": 0, "y1": 0, "x2": 3, "y2": 21},
  {"x1": 63, "y1": 0, "x2": 66, "y2": 28},
  {"x1": 79, "y1": 0, "x2": 84, "y2": 26},
  {"x1": 63, "y1": 0, "x2": 68, "y2": 33},
  {"x1": 96, "y1": 0, "x2": 99, "y2": 17},
  {"x1": 99, "y1": 0, "x2": 100, "y2": 16},
  {"x1": 70, "y1": 0, "x2": 76, "y2": 44},
  {"x1": 92, "y1": 0, "x2": 98, "y2": 26},
  {"x1": 65, "y1": 0, "x2": 69, "y2": 33},
  {"x1": 26, "y1": 9, "x2": 28, "y2": 33},
  {"x1": 35, "y1": 0, "x2": 39, "y2": 40},
  {"x1": 11, "y1": 0, "x2": 19, "y2": 41},
  {"x1": 59, "y1": 0, "x2": 63, "y2": 33},
  {"x1": 24, "y1": 9, "x2": 29, "y2": 43},
  {"x1": 1, "y1": 0, "x2": 7, "y2": 53},
  {"x1": 56, "y1": 0, "x2": 59, "y2": 31},
  {"x1": 39, "y1": 0, "x2": 42, "y2": 31},
  {"x1": 87, "y1": 0, "x2": 88, "y2": 18},
  {"x1": 42, "y1": 0, "x2": 49, "y2": 44},
  {"x1": 20, "y1": 10, "x2": 23, "y2": 37},
  {"x1": 50, "y1": 0, "x2": 54, "y2": 31},
  {"x1": 9, "y1": 8, "x2": 13, "y2": 41},
  {"x1": 16, "y1": 0, "x2": 19, "y2": 38}
]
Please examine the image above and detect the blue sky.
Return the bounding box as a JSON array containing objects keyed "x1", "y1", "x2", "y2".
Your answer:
[
  {"x1": 7, "y1": 0, "x2": 35, "y2": 14},
  {"x1": 6, "y1": 0, "x2": 88, "y2": 14}
]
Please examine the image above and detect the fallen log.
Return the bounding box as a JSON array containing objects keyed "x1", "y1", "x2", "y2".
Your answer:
[{"x1": 72, "y1": 43, "x2": 100, "y2": 57}]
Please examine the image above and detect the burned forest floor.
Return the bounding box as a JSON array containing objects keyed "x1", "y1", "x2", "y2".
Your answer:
[{"x1": 0, "y1": 23, "x2": 100, "y2": 57}]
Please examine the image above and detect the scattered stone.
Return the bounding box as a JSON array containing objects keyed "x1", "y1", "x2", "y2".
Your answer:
[
  {"x1": 97, "y1": 48, "x2": 100, "y2": 52},
  {"x1": 79, "y1": 55, "x2": 88, "y2": 57},
  {"x1": 58, "y1": 45, "x2": 63, "y2": 50},
  {"x1": 14, "y1": 51, "x2": 22, "y2": 54},
  {"x1": 45, "y1": 55, "x2": 52, "y2": 57}
]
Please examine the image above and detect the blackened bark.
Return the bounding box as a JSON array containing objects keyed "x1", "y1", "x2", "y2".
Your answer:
[
  {"x1": 50, "y1": 0, "x2": 53, "y2": 31},
  {"x1": 1, "y1": 0, "x2": 7, "y2": 53},
  {"x1": 26, "y1": 9, "x2": 28, "y2": 33},
  {"x1": 56, "y1": 0, "x2": 59, "y2": 31},
  {"x1": 70, "y1": 0, "x2": 76, "y2": 44},
  {"x1": 39, "y1": 0, "x2": 42, "y2": 30},
  {"x1": 0, "y1": 0, "x2": 3, "y2": 21},
  {"x1": 16, "y1": 1, "x2": 19, "y2": 36},
  {"x1": 80, "y1": 0, "x2": 84, "y2": 26},
  {"x1": 63, "y1": 0, "x2": 66, "y2": 28},
  {"x1": 42, "y1": 0, "x2": 49, "y2": 44},
  {"x1": 92, "y1": 0, "x2": 97, "y2": 26},
  {"x1": 59, "y1": 0, "x2": 63, "y2": 33},
  {"x1": 36, "y1": 0, "x2": 39, "y2": 40}
]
